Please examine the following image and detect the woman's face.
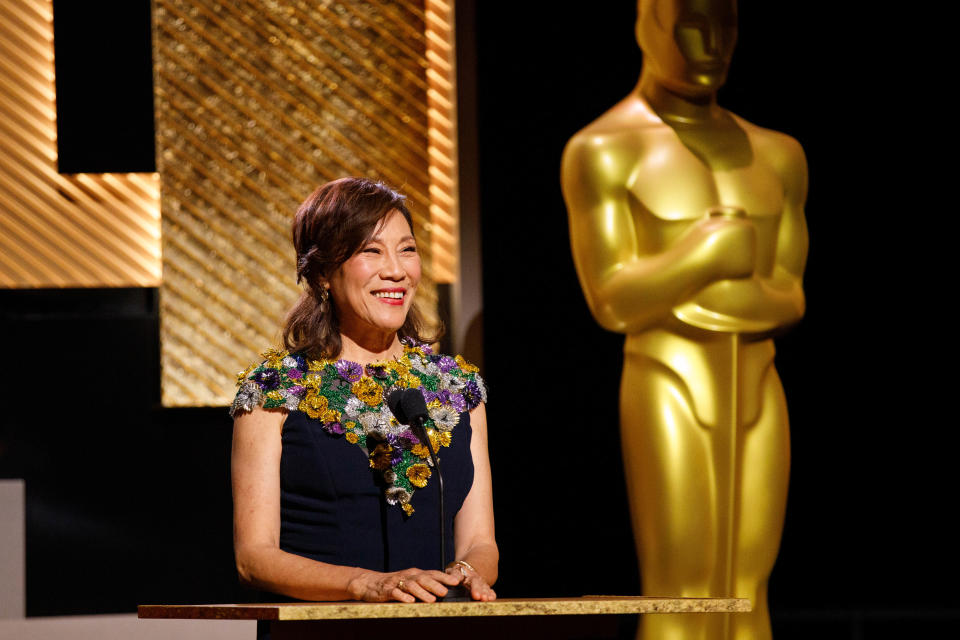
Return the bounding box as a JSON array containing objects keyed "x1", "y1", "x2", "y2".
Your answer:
[{"x1": 327, "y1": 209, "x2": 421, "y2": 339}]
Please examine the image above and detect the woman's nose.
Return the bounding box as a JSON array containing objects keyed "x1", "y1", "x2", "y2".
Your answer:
[{"x1": 379, "y1": 251, "x2": 405, "y2": 279}]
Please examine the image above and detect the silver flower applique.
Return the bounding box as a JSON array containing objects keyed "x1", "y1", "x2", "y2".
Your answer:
[
  {"x1": 385, "y1": 486, "x2": 411, "y2": 505},
  {"x1": 429, "y1": 405, "x2": 460, "y2": 431},
  {"x1": 230, "y1": 382, "x2": 263, "y2": 416}
]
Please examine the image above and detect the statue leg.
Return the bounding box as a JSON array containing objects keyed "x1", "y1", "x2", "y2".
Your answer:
[
  {"x1": 620, "y1": 354, "x2": 726, "y2": 640},
  {"x1": 731, "y1": 365, "x2": 790, "y2": 640}
]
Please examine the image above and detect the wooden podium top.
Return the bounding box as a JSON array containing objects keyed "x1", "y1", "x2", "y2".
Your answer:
[{"x1": 138, "y1": 596, "x2": 750, "y2": 621}]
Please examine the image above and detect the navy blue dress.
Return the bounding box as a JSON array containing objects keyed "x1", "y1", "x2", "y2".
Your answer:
[{"x1": 277, "y1": 407, "x2": 474, "y2": 573}]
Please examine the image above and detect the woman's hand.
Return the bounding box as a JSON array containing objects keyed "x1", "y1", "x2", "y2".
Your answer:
[
  {"x1": 447, "y1": 403, "x2": 499, "y2": 601},
  {"x1": 446, "y1": 564, "x2": 497, "y2": 601},
  {"x1": 348, "y1": 568, "x2": 462, "y2": 603}
]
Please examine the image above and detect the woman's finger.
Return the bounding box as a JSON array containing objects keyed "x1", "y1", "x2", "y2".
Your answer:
[
  {"x1": 403, "y1": 576, "x2": 441, "y2": 602},
  {"x1": 467, "y1": 577, "x2": 496, "y2": 602},
  {"x1": 445, "y1": 568, "x2": 466, "y2": 585},
  {"x1": 416, "y1": 574, "x2": 454, "y2": 597},
  {"x1": 391, "y1": 586, "x2": 415, "y2": 603},
  {"x1": 428, "y1": 569, "x2": 462, "y2": 585},
  {"x1": 390, "y1": 576, "x2": 415, "y2": 603}
]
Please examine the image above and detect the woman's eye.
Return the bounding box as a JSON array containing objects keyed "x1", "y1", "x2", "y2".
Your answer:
[
  {"x1": 402, "y1": 245, "x2": 418, "y2": 253},
  {"x1": 362, "y1": 247, "x2": 381, "y2": 254}
]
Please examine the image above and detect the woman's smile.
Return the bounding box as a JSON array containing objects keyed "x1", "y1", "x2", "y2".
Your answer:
[{"x1": 372, "y1": 288, "x2": 407, "y2": 305}]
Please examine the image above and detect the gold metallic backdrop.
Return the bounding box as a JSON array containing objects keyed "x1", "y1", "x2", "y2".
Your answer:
[
  {"x1": 0, "y1": 0, "x2": 161, "y2": 288},
  {"x1": 424, "y1": 0, "x2": 458, "y2": 283},
  {"x1": 153, "y1": 0, "x2": 459, "y2": 406}
]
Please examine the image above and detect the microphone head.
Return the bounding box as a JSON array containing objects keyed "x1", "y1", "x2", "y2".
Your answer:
[
  {"x1": 386, "y1": 388, "x2": 406, "y2": 422},
  {"x1": 386, "y1": 388, "x2": 429, "y2": 425}
]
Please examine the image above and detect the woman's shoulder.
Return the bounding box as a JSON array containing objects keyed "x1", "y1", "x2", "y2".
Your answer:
[
  {"x1": 399, "y1": 339, "x2": 488, "y2": 409},
  {"x1": 230, "y1": 347, "x2": 330, "y2": 418}
]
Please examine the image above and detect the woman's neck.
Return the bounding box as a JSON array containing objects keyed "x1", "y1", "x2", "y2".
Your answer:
[{"x1": 336, "y1": 331, "x2": 404, "y2": 365}]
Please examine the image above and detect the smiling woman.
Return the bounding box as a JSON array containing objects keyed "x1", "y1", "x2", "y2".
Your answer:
[
  {"x1": 229, "y1": 177, "x2": 498, "y2": 610},
  {"x1": 327, "y1": 210, "x2": 422, "y2": 356},
  {"x1": 281, "y1": 178, "x2": 433, "y2": 362}
]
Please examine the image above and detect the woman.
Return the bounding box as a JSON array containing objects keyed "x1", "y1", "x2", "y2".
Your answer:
[{"x1": 230, "y1": 177, "x2": 497, "y2": 603}]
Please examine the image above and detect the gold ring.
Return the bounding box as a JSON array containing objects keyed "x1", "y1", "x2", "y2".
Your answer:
[{"x1": 397, "y1": 578, "x2": 406, "y2": 591}]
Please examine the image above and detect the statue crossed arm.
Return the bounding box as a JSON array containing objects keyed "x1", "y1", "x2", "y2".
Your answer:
[{"x1": 561, "y1": 113, "x2": 807, "y2": 337}]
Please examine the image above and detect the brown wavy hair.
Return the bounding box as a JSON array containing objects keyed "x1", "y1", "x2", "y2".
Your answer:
[{"x1": 282, "y1": 177, "x2": 436, "y2": 359}]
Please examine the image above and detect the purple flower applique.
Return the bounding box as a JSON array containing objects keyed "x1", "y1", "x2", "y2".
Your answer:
[
  {"x1": 449, "y1": 392, "x2": 467, "y2": 414},
  {"x1": 366, "y1": 363, "x2": 389, "y2": 379},
  {"x1": 463, "y1": 380, "x2": 482, "y2": 409},
  {"x1": 253, "y1": 368, "x2": 282, "y2": 391},
  {"x1": 288, "y1": 385, "x2": 305, "y2": 396},
  {"x1": 397, "y1": 430, "x2": 420, "y2": 448},
  {"x1": 324, "y1": 421, "x2": 345, "y2": 435},
  {"x1": 336, "y1": 360, "x2": 363, "y2": 382},
  {"x1": 287, "y1": 368, "x2": 303, "y2": 380},
  {"x1": 437, "y1": 356, "x2": 457, "y2": 373},
  {"x1": 385, "y1": 434, "x2": 407, "y2": 464}
]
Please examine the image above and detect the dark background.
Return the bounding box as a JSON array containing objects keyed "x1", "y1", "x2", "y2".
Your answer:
[{"x1": 1, "y1": 1, "x2": 954, "y2": 637}]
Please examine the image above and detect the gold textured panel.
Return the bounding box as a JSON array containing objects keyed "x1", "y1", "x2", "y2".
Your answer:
[
  {"x1": 424, "y1": 0, "x2": 458, "y2": 283},
  {"x1": 0, "y1": 0, "x2": 161, "y2": 288},
  {"x1": 154, "y1": 0, "x2": 459, "y2": 406}
]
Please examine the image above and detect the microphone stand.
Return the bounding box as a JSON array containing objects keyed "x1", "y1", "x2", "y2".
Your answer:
[
  {"x1": 389, "y1": 388, "x2": 471, "y2": 601},
  {"x1": 409, "y1": 414, "x2": 470, "y2": 602}
]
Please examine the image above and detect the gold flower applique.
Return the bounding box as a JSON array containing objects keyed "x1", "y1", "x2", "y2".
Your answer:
[
  {"x1": 411, "y1": 443, "x2": 431, "y2": 458},
  {"x1": 403, "y1": 344, "x2": 427, "y2": 359},
  {"x1": 301, "y1": 372, "x2": 322, "y2": 392},
  {"x1": 351, "y1": 377, "x2": 383, "y2": 407},
  {"x1": 382, "y1": 360, "x2": 409, "y2": 375},
  {"x1": 262, "y1": 347, "x2": 289, "y2": 369},
  {"x1": 369, "y1": 443, "x2": 393, "y2": 471},
  {"x1": 299, "y1": 391, "x2": 329, "y2": 420},
  {"x1": 396, "y1": 372, "x2": 422, "y2": 389},
  {"x1": 406, "y1": 463, "x2": 432, "y2": 488},
  {"x1": 426, "y1": 428, "x2": 451, "y2": 451},
  {"x1": 455, "y1": 355, "x2": 479, "y2": 373},
  {"x1": 308, "y1": 359, "x2": 330, "y2": 372},
  {"x1": 236, "y1": 365, "x2": 255, "y2": 387}
]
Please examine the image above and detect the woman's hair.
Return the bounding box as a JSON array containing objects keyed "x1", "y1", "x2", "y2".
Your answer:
[{"x1": 282, "y1": 177, "x2": 436, "y2": 359}]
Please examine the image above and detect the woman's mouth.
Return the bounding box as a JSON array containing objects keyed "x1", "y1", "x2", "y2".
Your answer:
[{"x1": 373, "y1": 289, "x2": 406, "y2": 305}]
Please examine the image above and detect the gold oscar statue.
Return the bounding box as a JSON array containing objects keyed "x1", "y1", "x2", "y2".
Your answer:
[{"x1": 561, "y1": 1, "x2": 807, "y2": 638}]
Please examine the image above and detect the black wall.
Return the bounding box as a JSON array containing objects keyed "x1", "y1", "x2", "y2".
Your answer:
[
  {"x1": 1, "y1": 1, "x2": 954, "y2": 636},
  {"x1": 0, "y1": 289, "x2": 240, "y2": 614}
]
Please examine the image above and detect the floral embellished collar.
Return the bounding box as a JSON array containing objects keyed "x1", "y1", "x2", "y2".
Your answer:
[{"x1": 231, "y1": 340, "x2": 486, "y2": 516}]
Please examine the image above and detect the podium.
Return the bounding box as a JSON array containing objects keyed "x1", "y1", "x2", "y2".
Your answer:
[{"x1": 139, "y1": 596, "x2": 750, "y2": 639}]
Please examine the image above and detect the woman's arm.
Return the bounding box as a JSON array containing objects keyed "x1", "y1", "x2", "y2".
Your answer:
[
  {"x1": 446, "y1": 403, "x2": 499, "y2": 601},
  {"x1": 232, "y1": 407, "x2": 460, "y2": 602}
]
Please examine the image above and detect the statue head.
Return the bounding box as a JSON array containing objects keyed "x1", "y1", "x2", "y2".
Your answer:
[{"x1": 636, "y1": 0, "x2": 738, "y2": 97}]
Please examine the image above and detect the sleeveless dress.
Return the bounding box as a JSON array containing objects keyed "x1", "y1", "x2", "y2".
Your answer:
[{"x1": 230, "y1": 341, "x2": 487, "y2": 576}]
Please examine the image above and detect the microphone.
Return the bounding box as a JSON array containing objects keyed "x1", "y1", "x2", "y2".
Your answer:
[
  {"x1": 387, "y1": 388, "x2": 469, "y2": 601},
  {"x1": 388, "y1": 388, "x2": 431, "y2": 446}
]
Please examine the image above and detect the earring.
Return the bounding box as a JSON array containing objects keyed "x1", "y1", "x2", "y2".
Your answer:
[{"x1": 320, "y1": 286, "x2": 329, "y2": 304}]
